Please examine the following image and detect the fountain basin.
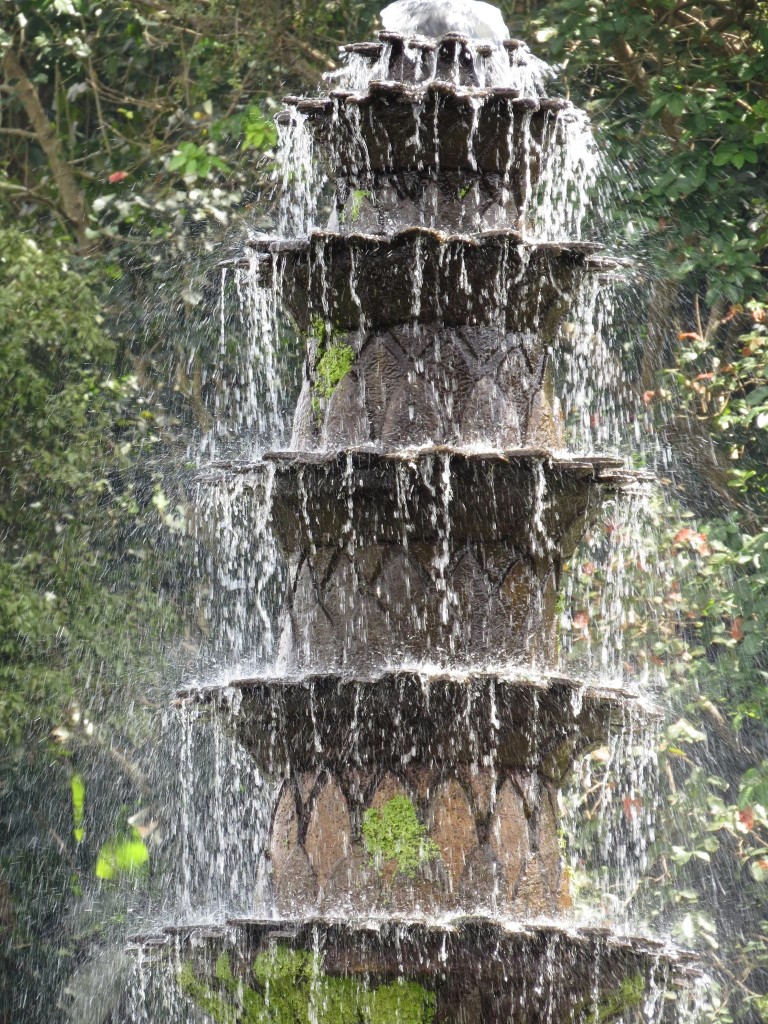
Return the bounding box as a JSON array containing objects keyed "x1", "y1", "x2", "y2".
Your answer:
[
  {"x1": 130, "y1": 918, "x2": 699, "y2": 1024},
  {"x1": 232, "y1": 229, "x2": 605, "y2": 333},
  {"x1": 179, "y1": 675, "x2": 655, "y2": 917},
  {"x1": 278, "y1": 81, "x2": 570, "y2": 177},
  {"x1": 179, "y1": 671, "x2": 649, "y2": 777},
  {"x1": 260, "y1": 447, "x2": 633, "y2": 551}
]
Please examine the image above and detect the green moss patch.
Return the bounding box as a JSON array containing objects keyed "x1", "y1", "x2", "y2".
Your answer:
[
  {"x1": 179, "y1": 946, "x2": 435, "y2": 1024},
  {"x1": 340, "y1": 189, "x2": 370, "y2": 224},
  {"x1": 575, "y1": 973, "x2": 645, "y2": 1023},
  {"x1": 362, "y1": 795, "x2": 440, "y2": 878},
  {"x1": 314, "y1": 340, "x2": 355, "y2": 401},
  {"x1": 307, "y1": 317, "x2": 355, "y2": 416}
]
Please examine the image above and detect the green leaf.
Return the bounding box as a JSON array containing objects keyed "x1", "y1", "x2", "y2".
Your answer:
[
  {"x1": 648, "y1": 96, "x2": 669, "y2": 117},
  {"x1": 242, "y1": 107, "x2": 278, "y2": 152},
  {"x1": 713, "y1": 147, "x2": 736, "y2": 167},
  {"x1": 71, "y1": 773, "x2": 85, "y2": 843},
  {"x1": 667, "y1": 718, "x2": 707, "y2": 744},
  {"x1": 95, "y1": 828, "x2": 149, "y2": 880}
]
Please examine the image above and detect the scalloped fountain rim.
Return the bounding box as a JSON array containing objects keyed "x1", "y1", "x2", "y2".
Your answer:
[
  {"x1": 279, "y1": 80, "x2": 571, "y2": 116},
  {"x1": 127, "y1": 915, "x2": 701, "y2": 983},
  {"x1": 343, "y1": 31, "x2": 531, "y2": 58},
  {"x1": 175, "y1": 667, "x2": 652, "y2": 707},
  {"x1": 173, "y1": 670, "x2": 660, "y2": 773},
  {"x1": 199, "y1": 445, "x2": 645, "y2": 483}
]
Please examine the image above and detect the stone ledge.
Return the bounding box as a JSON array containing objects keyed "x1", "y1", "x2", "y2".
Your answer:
[
  {"x1": 128, "y1": 915, "x2": 700, "y2": 970},
  {"x1": 225, "y1": 229, "x2": 610, "y2": 334},
  {"x1": 176, "y1": 670, "x2": 654, "y2": 776},
  {"x1": 243, "y1": 226, "x2": 601, "y2": 252},
  {"x1": 197, "y1": 446, "x2": 647, "y2": 549},
  {"x1": 127, "y1": 917, "x2": 700, "y2": 1024},
  {"x1": 276, "y1": 83, "x2": 575, "y2": 177}
]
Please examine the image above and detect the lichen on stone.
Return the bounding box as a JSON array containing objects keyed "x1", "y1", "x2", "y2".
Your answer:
[{"x1": 362, "y1": 795, "x2": 440, "y2": 877}]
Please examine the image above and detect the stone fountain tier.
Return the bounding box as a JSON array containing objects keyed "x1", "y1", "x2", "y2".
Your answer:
[
  {"x1": 228, "y1": 230, "x2": 605, "y2": 334},
  {"x1": 340, "y1": 32, "x2": 543, "y2": 89},
  {"x1": 230, "y1": 233, "x2": 614, "y2": 451},
  {"x1": 131, "y1": 918, "x2": 699, "y2": 1024},
  {"x1": 258, "y1": 448, "x2": 634, "y2": 550},
  {"x1": 204, "y1": 450, "x2": 641, "y2": 671},
  {"x1": 177, "y1": 671, "x2": 650, "y2": 777},
  {"x1": 278, "y1": 82, "x2": 571, "y2": 180},
  {"x1": 178, "y1": 676, "x2": 651, "y2": 915}
]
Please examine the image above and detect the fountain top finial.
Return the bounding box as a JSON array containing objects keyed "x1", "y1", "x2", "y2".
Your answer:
[{"x1": 380, "y1": 0, "x2": 509, "y2": 43}]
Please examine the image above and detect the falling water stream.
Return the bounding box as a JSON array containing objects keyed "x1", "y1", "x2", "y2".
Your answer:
[{"x1": 118, "y1": 2, "x2": 710, "y2": 1021}]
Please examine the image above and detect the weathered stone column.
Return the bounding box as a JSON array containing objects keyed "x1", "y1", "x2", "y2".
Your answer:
[{"x1": 223, "y1": 35, "x2": 636, "y2": 918}]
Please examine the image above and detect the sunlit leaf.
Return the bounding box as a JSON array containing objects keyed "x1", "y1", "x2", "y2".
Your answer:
[
  {"x1": 95, "y1": 828, "x2": 149, "y2": 880},
  {"x1": 71, "y1": 772, "x2": 85, "y2": 843}
]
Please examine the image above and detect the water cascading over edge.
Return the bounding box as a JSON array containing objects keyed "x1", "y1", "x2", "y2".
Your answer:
[{"x1": 129, "y1": 3, "x2": 703, "y2": 1021}]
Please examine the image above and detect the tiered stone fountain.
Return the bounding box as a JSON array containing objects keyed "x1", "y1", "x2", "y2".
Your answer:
[{"x1": 133, "y1": 3, "x2": 700, "y2": 1021}]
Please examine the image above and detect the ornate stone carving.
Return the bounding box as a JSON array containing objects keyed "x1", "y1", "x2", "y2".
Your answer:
[
  {"x1": 304, "y1": 776, "x2": 352, "y2": 889},
  {"x1": 268, "y1": 766, "x2": 566, "y2": 916},
  {"x1": 292, "y1": 323, "x2": 564, "y2": 450},
  {"x1": 282, "y1": 540, "x2": 558, "y2": 672}
]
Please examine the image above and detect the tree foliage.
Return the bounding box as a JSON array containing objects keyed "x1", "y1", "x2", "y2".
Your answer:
[
  {"x1": 0, "y1": 223, "x2": 181, "y2": 745},
  {"x1": 525, "y1": 0, "x2": 768, "y2": 303},
  {"x1": 0, "y1": 0, "x2": 381, "y2": 247}
]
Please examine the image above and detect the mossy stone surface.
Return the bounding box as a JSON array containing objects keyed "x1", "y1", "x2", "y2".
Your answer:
[
  {"x1": 179, "y1": 947, "x2": 436, "y2": 1024},
  {"x1": 362, "y1": 795, "x2": 440, "y2": 878}
]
